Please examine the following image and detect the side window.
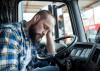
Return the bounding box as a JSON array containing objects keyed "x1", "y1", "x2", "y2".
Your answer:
[
  {"x1": 78, "y1": 1, "x2": 100, "y2": 43},
  {"x1": 18, "y1": 1, "x2": 52, "y2": 43}
]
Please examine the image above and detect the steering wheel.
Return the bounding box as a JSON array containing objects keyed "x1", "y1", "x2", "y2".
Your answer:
[
  {"x1": 37, "y1": 35, "x2": 78, "y2": 60},
  {"x1": 55, "y1": 35, "x2": 78, "y2": 57}
]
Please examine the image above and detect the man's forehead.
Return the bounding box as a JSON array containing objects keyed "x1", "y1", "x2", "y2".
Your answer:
[
  {"x1": 38, "y1": 15, "x2": 55, "y2": 27},
  {"x1": 46, "y1": 15, "x2": 55, "y2": 25}
]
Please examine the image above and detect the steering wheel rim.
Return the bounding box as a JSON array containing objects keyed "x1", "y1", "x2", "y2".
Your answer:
[{"x1": 55, "y1": 35, "x2": 78, "y2": 56}]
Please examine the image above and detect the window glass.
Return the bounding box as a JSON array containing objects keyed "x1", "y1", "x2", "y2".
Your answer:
[
  {"x1": 78, "y1": 1, "x2": 100, "y2": 43},
  {"x1": 56, "y1": 4, "x2": 73, "y2": 44},
  {"x1": 18, "y1": 1, "x2": 52, "y2": 43}
]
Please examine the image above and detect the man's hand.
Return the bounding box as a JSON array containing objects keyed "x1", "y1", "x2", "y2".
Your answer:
[{"x1": 46, "y1": 30, "x2": 56, "y2": 56}]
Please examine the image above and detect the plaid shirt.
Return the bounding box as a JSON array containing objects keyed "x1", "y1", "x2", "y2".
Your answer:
[{"x1": 0, "y1": 21, "x2": 38, "y2": 71}]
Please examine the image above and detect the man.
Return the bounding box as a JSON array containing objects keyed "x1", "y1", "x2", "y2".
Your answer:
[{"x1": 0, "y1": 10, "x2": 59, "y2": 71}]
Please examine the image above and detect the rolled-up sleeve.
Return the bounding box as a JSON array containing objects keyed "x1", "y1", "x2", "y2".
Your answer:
[{"x1": 0, "y1": 28, "x2": 19, "y2": 71}]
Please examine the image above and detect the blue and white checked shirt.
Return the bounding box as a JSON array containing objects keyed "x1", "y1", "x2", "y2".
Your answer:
[{"x1": 0, "y1": 21, "x2": 39, "y2": 71}]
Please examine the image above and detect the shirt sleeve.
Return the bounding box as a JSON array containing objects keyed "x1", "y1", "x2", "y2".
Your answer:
[{"x1": 0, "y1": 28, "x2": 20, "y2": 71}]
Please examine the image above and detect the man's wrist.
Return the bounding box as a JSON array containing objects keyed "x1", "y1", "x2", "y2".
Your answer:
[{"x1": 46, "y1": 30, "x2": 52, "y2": 35}]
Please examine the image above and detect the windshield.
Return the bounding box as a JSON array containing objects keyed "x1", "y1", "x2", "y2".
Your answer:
[{"x1": 78, "y1": 0, "x2": 100, "y2": 43}]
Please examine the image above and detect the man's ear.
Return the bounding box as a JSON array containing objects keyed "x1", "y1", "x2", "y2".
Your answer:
[{"x1": 32, "y1": 14, "x2": 41, "y2": 25}]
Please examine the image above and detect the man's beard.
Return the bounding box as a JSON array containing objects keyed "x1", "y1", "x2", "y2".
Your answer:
[{"x1": 29, "y1": 26, "x2": 42, "y2": 43}]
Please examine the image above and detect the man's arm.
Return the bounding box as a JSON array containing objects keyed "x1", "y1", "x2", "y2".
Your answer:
[
  {"x1": 46, "y1": 32, "x2": 56, "y2": 56},
  {"x1": 0, "y1": 28, "x2": 19, "y2": 71}
]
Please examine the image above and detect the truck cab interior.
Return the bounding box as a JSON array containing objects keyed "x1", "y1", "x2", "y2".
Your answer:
[{"x1": 0, "y1": 0, "x2": 100, "y2": 71}]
